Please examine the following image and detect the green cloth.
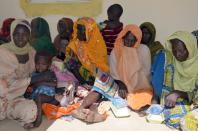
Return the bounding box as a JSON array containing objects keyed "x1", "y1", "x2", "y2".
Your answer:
[
  {"x1": 165, "y1": 31, "x2": 198, "y2": 92},
  {"x1": 140, "y1": 22, "x2": 164, "y2": 61},
  {"x1": 31, "y1": 17, "x2": 56, "y2": 56}
]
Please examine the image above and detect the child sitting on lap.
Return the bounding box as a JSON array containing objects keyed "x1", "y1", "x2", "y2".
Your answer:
[{"x1": 25, "y1": 51, "x2": 57, "y2": 127}]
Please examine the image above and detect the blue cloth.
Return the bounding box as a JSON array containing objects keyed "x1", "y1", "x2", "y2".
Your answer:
[
  {"x1": 146, "y1": 104, "x2": 164, "y2": 115},
  {"x1": 92, "y1": 69, "x2": 127, "y2": 109},
  {"x1": 151, "y1": 50, "x2": 165, "y2": 99},
  {"x1": 92, "y1": 69, "x2": 118, "y2": 100},
  {"x1": 110, "y1": 97, "x2": 128, "y2": 109},
  {"x1": 31, "y1": 85, "x2": 55, "y2": 99},
  {"x1": 31, "y1": 71, "x2": 56, "y2": 99}
]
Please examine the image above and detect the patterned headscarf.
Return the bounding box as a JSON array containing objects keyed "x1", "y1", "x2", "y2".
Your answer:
[{"x1": 68, "y1": 17, "x2": 109, "y2": 74}]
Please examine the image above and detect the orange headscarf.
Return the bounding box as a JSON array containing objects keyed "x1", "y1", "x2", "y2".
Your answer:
[
  {"x1": 114, "y1": 24, "x2": 145, "y2": 92},
  {"x1": 114, "y1": 24, "x2": 142, "y2": 61},
  {"x1": 68, "y1": 17, "x2": 109, "y2": 74},
  {"x1": 113, "y1": 24, "x2": 153, "y2": 110}
]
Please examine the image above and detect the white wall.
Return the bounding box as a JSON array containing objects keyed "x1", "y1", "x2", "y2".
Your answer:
[{"x1": 0, "y1": 0, "x2": 198, "y2": 43}]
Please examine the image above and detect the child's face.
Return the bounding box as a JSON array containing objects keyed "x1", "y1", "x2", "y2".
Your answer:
[
  {"x1": 123, "y1": 32, "x2": 137, "y2": 47},
  {"x1": 77, "y1": 24, "x2": 86, "y2": 41},
  {"x1": 107, "y1": 8, "x2": 121, "y2": 22},
  {"x1": 141, "y1": 27, "x2": 152, "y2": 45},
  {"x1": 35, "y1": 57, "x2": 50, "y2": 73},
  {"x1": 107, "y1": 11, "x2": 118, "y2": 22},
  {"x1": 170, "y1": 39, "x2": 189, "y2": 62},
  {"x1": 13, "y1": 25, "x2": 30, "y2": 48}
]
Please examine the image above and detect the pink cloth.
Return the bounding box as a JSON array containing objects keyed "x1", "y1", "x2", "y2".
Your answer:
[{"x1": 51, "y1": 65, "x2": 77, "y2": 82}]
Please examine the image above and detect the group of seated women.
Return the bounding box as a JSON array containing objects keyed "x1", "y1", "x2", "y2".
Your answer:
[{"x1": 0, "y1": 4, "x2": 198, "y2": 131}]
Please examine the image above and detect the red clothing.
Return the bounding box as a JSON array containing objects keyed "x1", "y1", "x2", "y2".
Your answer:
[
  {"x1": 101, "y1": 23, "x2": 123, "y2": 55},
  {"x1": 0, "y1": 18, "x2": 15, "y2": 38}
]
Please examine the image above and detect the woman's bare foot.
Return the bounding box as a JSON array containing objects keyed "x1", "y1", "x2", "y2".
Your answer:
[
  {"x1": 71, "y1": 108, "x2": 90, "y2": 120},
  {"x1": 23, "y1": 123, "x2": 34, "y2": 130},
  {"x1": 152, "y1": 97, "x2": 159, "y2": 104},
  {"x1": 85, "y1": 111, "x2": 106, "y2": 123},
  {"x1": 136, "y1": 105, "x2": 150, "y2": 117},
  {"x1": 89, "y1": 103, "x2": 99, "y2": 111},
  {"x1": 137, "y1": 111, "x2": 147, "y2": 117}
]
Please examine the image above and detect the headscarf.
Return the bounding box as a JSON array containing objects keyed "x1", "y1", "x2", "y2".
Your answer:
[
  {"x1": 114, "y1": 24, "x2": 142, "y2": 60},
  {"x1": 0, "y1": 19, "x2": 32, "y2": 55},
  {"x1": 165, "y1": 31, "x2": 198, "y2": 92},
  {"x1": 68, "y1": 17, "x2": 109, "y2": 74},
  {"x1": 0, "y1": 18, "x2": 15, "y2": 38},
  {"x1": 140, "y1": 22, "x2": 156, "y2": 45},
  {"x1": 31, "y1": 17, "x2": 56, "y2": 56},
  {"x1": 140, "y1": 22, "x2": 164, "y2": 60},
  {"x1": 114, "y1": 24, "x2": 151, "y2": 92},
  {"x1": 54, "y1": 17, "x2": 73, "y2": 52}
]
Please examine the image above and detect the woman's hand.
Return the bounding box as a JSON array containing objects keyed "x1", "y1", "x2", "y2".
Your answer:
[
  {"x1": 165, "y1": 92, "x2": 179, "y2": 108},
  {"x1": 165, "y1": 90, "x2": 188, "y2": 108}
]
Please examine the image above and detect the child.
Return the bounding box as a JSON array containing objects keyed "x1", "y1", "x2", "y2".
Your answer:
[
  {"x1": 100, "y1": 4, "x2": 123, "y2": 55},
  {"x1": 54, "y1": 18, "x2": 74, "y2": 61},
  {"x1": 25, "y1": 51, "x2": 57, "y2": 127}
]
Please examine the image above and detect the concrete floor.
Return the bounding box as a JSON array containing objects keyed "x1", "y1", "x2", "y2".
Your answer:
[{"x1": 0, "y1": 111, "x2": 176, "y2": 131}]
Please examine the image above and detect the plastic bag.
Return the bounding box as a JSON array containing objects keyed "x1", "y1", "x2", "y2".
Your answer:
[{"x1": 42, "y1": 103, "x2": 80, "y2": 120}]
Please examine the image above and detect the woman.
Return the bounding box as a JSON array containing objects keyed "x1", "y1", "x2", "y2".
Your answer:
[
  {"x1": 65, "y1": 17, "x2": 109, "y2": 85},
  {"x1": 65, "y1": 17, "x2": 110, "y2": 122},
  {"x1": 152, "y1": 31, "x2": 198, "y2": 129},
  {"x1": 52, "y1": 18, "x2": 77, "y2": 99},
  {"x1": 110, "y1": 24, "x2": 153, "y2": 112},
  {"x1": 54, "y1": 17, "x2": 74, "y2": 61},
  {"x1": 31, "y1": 17, "x2": 56, "y2": 56},
  {"x1": 0, "y1": 19, "x2": 37, "y2": 128},
  {"x1": 0, "y1": 18, "x2": 15, "y2": 44},
  {"x1": 140, "y1": 22, "x2": 164, "y2": 62}
]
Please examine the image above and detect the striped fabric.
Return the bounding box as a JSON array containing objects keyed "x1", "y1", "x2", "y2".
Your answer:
[{"x1": 101, "y1": 24, "x2": 123, "y2": 55}]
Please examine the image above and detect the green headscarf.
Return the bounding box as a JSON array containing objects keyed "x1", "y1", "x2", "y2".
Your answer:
[
  {"x1": 165, "y1": 31, "x2": 198, "y2": 92},
  {"x1": 0, "y1": 19, "x2": 32, "y2": 55},
  {"x1": 31, "y1": 17, "x2": 56, "y2": 56},
  {"x1": 140, "y1": 22, "x2": 164, "y2": 61}
]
